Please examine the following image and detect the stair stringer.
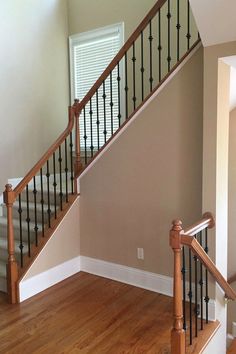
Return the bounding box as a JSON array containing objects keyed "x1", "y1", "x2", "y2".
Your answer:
[{"x1": 18, "y1": 196, "x2": 80, "y2": 302}]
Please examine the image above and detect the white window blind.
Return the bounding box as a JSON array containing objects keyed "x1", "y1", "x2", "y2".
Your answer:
[{"x1": 70, "y1": 24, "x2": 124, "y2": 150}]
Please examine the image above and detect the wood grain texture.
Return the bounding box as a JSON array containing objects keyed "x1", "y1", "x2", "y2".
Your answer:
[
  {"x1": 0, "y1": 273, "x2": 220, "y2": 354},
  {"x1": 0, "y1": 272, "x2": 172, "y2": 354},
  {"x1": 227, "y1": 338, "x2": 236, "y2": 354},
  {"x1": 181, "y1": 235, "x2": 236, "y2": 300},
  {"x1": 183, "y1": 212, "x2": 215, "y2": 236}
]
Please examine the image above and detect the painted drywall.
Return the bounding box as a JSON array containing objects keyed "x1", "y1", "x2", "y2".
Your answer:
[
  {"x1": 22, "y1": 197, "x2": 80, "y2": 280},
  {"x1": 67, "y1": 0, "x2": 156, "y2": 39},
  {"x1": 79, "y1": 47, "x2": 203, "y2": 277},
  {"x1": 202, "y1": 41, "x2": 236, "y2": 354},
  {"x1": 0, "y1": 0, "x2": 69, "y2": 190},
  {"x1": 190, "y1": 0, "x2": 236, "y2": 47}
]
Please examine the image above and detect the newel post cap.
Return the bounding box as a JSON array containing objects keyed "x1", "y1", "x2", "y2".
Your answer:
[
  {"x1": 3, "y1": 184, "x2": 16, "y2": 205},
  {"x1": 170, "y1": 219, "x2": 183, "y2": 249}
]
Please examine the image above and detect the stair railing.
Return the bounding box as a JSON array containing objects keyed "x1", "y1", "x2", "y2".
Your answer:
[
  {"x1": 4, "y1": 0, "x2": 201, "y2": 304},
  {"x1": 73, "y1": 0, "x2": 200, "y2": 168},
  {"x1": 170, "y1": 214, "x2": 236, "y2": 354},
  {"x1": 3, "y1": 103, "x2": 80, "y2": 303}
]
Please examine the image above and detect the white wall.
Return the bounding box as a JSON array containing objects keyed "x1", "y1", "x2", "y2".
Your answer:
[{"x1": 0, "y1": 0, "x2": 69, "y2": 190}]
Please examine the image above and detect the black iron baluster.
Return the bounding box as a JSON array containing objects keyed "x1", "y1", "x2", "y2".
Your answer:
[
  {"x1": 70, "y1": 132, "x2": 74, "y2": 195},
  {"x1": 117, "y1": 63, "x2": 121, "y2": 127},
  {"x1": 96, "y1": 89, "x2": 100, "y2": 148},
  {"x1": 188, "y1": 248, "x2": 193, "y2": 345},
  {"x1": 167, "y1": 0, "x2": 172, "y2": 72},
  {"x1": 40, "y1": 168, "x2": 45, "y2": 237},
  {"x1": 46, "y1": 160, "x2": 51, "y2": 227},
  {"x1": 132, "y1": 42, "x2": 136, "y2": 110},
  {"x1": 33, "y1": 176, "x2": 38, "y2": 247},
  {"x1": 64, "y1": 138, "x2": 68, "y2": 203},
  {"x1": 204, "y1": 228, "x2": 209, "y2": 323},
  {"x1": 187, "y1": 0, "x2": 191, "y2": 50},
  {"x1": 26, "y1": 184, "x2": 31, "y2": 257},
  {"x1": 125, "y1": 52, "x2": 128, "y2": 119},
  {"x1": 140, "y1": 31, "x2": 144, "y2": 102},
  {"x1": 176, "y1": 0, "x2": 181, "y2": 61},
  {"x1": 110, "y1": 72, "x2": 114, "y2": 135},
  {"x1": 158, "y1": 10, "x2": 162, "y2": 82},
  {"x1": 18, "y1": 194, "x2": 23, "y2": 267},
  {"x1": 199, "y1": 231, "x2": 204, "y2": 330},
  {"x1": 53, "y1": 152, "x2": 57, "y2": 218},
  {"x1": 83, "y1": 108, "x2": 87, "y2": 164},
  {"x1": 149, "y1": 20, "x2": 153, "y2": 92},
  {"x1": 194, "y1": 234, "x2": 198, "y2": 337},
  {"x1": 182, "y1": 246, "x2": 187, "y2": 330},
  {"x1": 103, "y1": 81, "x2": 107, "y2": 143},
  {"x1": 58, "y1": 145, "x2": 63, "y2": 211},
  {"x1": 89, "y1": 98, "x2": 94, "y2": 157}
]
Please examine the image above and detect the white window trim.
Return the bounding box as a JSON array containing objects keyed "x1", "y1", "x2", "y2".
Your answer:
[{"x1": 69, "y1": 22, "x2": 124, "y2": 105}]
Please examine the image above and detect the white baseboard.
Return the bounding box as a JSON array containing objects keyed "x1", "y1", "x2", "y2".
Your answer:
[
  {"x1": 80, "y1": 256, "x2": 173, "y2": 297},
  {"x1": 18, "y1": 254, "x2": 216, "y2": 322},
  {"x1": 19, "y1": 256, "x2": 81, "y2": 302},
  {"x1": 80, "y1": 256, "x2": 216, "y2": 321}
]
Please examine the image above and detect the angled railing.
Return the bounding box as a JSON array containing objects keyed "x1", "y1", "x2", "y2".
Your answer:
[
  {"x1": 3, "y1": 104, "x2": 82, "y2": 303},
  {"x1": 170, "y1": 214, "x2": 236, "y2": 354},
  {"x1": 4, "y1": 0, "x2": 200, "y2": 304},
  {"x1": 73, "y1": 0, "x2": 200, "y2": 168}
]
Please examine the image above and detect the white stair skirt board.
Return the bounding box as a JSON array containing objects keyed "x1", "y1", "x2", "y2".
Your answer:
[
  {"x1": 77, "y1": 42, "x2": 202, "y2": 190},
  {"x1": 19, "y1": 256, "x2": 81, "y2": 302}
]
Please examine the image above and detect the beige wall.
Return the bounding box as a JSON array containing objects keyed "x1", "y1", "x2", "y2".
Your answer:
[
  {"x1": 67, "y1": 0, "x2": 156, "y2": 38},
  {"x1": 0, "y1": 0, "x2": 69, "y2": 190},
  {"x1": 79, "y1": 47, "x2": 203, "y2": 277},
  {"x1": 23, "y1": 197, "x2": 80, "y2": 280}
]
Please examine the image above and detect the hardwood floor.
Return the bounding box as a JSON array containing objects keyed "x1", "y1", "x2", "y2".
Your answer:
[
  {"x1": 0, "y1": 272, "x2": 173, "y2": 353},
  {"x1": 228, "y1": 338, "x2": 236, "y2": 354}
]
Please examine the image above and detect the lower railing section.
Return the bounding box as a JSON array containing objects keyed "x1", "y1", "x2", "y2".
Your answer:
[
  {"x1": 3, "y1": 104, "x2": 82, "y2": 303},
  {"x1": 170, "y1": 213, "x2": 236, "y2": 354}
]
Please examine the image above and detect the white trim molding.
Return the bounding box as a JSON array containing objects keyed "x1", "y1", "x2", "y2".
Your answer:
[
  {"x1": 80, "y1": 256, "x2": 173, "y2": 297},
  {"x1": 19, "y1": 256, "x2": 81, "y2": 302},
  {"x1": 18, "y1": 253, "x2": 216, "y2": 322}
]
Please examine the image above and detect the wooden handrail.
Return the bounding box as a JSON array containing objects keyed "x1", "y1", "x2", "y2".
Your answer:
[
  {"x1": 184, "y1": 212, "x2": 215, "y2": 236},
  {"x1": 181, "y1": 235, "x2": 236, "y2": 300},
  {"x1": 74, "y1": 0, "x2": 168, "y2": 115},
  {"x1": 14, "y1": 106, "x2": 75, "y2": 196}
]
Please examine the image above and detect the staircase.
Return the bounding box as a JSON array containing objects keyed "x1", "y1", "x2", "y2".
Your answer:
[{"x1": 1, "y1": 0, "x2": 234, "y2": 353}]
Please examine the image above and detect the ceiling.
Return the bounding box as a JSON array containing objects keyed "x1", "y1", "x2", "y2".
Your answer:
[{"x1": 189, "y1": 0, "x2": 236, "y2": 47}]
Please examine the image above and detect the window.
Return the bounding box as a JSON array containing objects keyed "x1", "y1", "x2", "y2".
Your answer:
[{"x1": 69, "y1": 23, "x2": 124, "y2": 151}]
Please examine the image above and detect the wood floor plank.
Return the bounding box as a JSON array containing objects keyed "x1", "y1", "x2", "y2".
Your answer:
[{"x1": 0, "y1": 272, "x2": 219, "y2": 353}]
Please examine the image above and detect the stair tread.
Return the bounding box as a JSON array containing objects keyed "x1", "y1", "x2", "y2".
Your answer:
[
  {"x1": 0, "y1": 216, "x2": 43, "y2": 230},
  {"x1": 0, "y1": 237, "x2": 28, "y2": 253},
  {"x1": 0, "y1": 261, "x2": 6, "y2": 278},
  {"x1": 228, "y1": 338, "x2": 236, "y2": 354}
]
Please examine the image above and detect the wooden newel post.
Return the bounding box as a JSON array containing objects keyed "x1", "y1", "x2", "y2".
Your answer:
[
  {"x1": 3, "y1": 184, "x2": 18, "y2": 304},
  {"x1": 73, "y1": 99, "x2": 83, "y2": 183},
  {"x1": 170, "y1": 219, "x2": 186, "y2": 354}
]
